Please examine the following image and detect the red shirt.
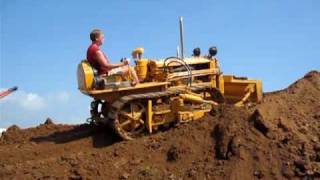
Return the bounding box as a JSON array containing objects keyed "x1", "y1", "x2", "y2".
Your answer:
[{"x1": 86, "y1": 43, "x2": 110, "y2": 75}]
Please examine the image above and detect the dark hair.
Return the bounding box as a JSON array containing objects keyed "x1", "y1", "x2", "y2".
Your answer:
[
  {"x1": 193, "y1": 47, "x2": 201, "y2": 57},
  {"x1": 90, "y1": 29, "x2": 103, "y2": 41}
]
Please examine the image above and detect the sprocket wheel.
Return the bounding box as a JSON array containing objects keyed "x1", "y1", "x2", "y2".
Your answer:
[{"x1": 113, "y1": 102, "x2": 146, "y2": 140}]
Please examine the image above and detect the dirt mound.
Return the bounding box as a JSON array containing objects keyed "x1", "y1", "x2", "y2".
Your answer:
[
  {"x1": 0, "y1": 70, "x2": 319, "y2": 179},
  {"x1": 0, "y1": 118, "x2": 75, "y2": 145},
  {"x1": 250, "y1": 70, "x2": 320, "y2": 178}
]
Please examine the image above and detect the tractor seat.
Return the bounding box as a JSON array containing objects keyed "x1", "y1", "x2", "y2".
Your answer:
[{"x1": 92, "y1": 68, "x2": 130, "y2": 89}]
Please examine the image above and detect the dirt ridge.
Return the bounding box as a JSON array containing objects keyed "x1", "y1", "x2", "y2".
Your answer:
[{"x1": 0, "y1": 70, "x2": 319, "y2": 179}]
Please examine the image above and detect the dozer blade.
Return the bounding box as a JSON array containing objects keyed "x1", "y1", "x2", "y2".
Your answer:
[{"x1": 223, "y1": 75, "x2": 263, "y2": 106}]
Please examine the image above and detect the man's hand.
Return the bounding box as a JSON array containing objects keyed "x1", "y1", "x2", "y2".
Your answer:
[
  {"x1": 120, "y1": 58, "x2": 129, "y2": 66},
  {"x1": 123, "y1": 59, "x2": 129, "y2": 66}
]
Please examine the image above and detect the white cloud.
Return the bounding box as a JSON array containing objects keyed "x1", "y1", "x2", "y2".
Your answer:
[
  {"x1": 53, "y1": 91, "x2": 70, "y2": 103},
  {"x1": 0, "y1": 89, "x2": 91, "y2": 128},
  {"x1": 20, "y1": 93, "x2": 47, "y2": 111},
  {"x1": 1, "y1": 91, "x2": 46, "y2": 111},
  {"x1": 0, "y1": 90, "x2": 72, "y2": 111}
]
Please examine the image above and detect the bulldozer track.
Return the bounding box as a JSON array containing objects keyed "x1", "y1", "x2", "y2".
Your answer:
[{"x1": 108, "y1": 84, "x2": 212, "y2": 140}]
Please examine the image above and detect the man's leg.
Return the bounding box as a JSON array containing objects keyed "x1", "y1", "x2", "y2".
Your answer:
[
  {"x1": 120, "y1": 66, "x2": 140, "y2": 85},
  {"x1": 129, "y1": 67, "x2": 140, "y2": 86}
]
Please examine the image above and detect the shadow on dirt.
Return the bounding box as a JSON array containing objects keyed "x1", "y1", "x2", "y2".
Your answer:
[{"x1": 31, "y1": 124, "x2": 121, "y2": 148}]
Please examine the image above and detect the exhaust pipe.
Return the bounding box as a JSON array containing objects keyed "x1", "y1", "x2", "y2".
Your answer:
[
  {"x1": 179, "y1": 16, "x2": 185, "y2": 59},
  {"x1": 176, "y1": 46, "x2": 180, "y2": 58}
]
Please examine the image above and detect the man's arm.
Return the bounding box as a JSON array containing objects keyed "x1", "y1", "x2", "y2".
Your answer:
[{"x1": 95, "y1": 50, "x2": 125, "y2": 69}]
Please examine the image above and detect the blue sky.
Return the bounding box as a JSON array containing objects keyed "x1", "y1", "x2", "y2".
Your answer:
[{"x1": 0, "y1": 0, "x2": 319, "y2": 128}]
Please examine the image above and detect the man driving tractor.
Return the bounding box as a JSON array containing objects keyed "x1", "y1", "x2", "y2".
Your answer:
[{"x1": 86, "y1": 29, "x2": 140, "y2": 86}]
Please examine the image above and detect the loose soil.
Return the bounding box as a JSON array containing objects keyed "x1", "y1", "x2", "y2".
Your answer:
[{"x1": 0, "y1": 70, "x2": 319, "y2": 180}]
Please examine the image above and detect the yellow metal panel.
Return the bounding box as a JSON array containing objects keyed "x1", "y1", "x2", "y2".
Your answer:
[
  {"x1": 192, "y1": 111, "x2": 205, "y2": 120},
  {"x1": 167, "y1": 68, "x2": 218, "y2": 80},
  {"x1": 255, "y1": 80, "x2": 263, "y2": 102},
  {"x1": 154, "y1": 57, "x2": 211, "y2": 67},
  {"x1": 218, "y1": 74, "x2": 225, "y2": 94},
  {"x1": 209, "y1": 60, "x2": 216, "y2": 69},
  {"x1": 135, "y1": 59, "x2": 148, "y2": 80},
  {"x1": 147, "y1": 100, "x2": 153, "y2": 133},
  {"x1": 77, "y1": 60, "x2": 94, "y2": 90},
  {"x1": 223, "y1": 75, "x2": 263, "y2": 104},
  {"x1": 84, "y1": 82, "x2": 169, "y2": 95}
]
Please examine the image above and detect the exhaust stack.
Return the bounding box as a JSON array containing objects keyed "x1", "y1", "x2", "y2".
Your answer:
[{"x1": 179, "y1": 16, "x2": 185, "y2": 59}]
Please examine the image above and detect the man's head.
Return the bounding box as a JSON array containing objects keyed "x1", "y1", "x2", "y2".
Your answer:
[{"x1": 90, "y1": 29, "x2": 104, "y2": 45}]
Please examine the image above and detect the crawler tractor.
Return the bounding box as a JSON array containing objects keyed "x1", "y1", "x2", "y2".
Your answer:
[{"x1": 77, "y1": 18, "x2": 263, "y2": 140}]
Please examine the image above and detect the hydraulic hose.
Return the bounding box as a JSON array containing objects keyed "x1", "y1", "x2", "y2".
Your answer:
[{"x1": 163, "y1": 57, "x2": 192, "y2": 86}]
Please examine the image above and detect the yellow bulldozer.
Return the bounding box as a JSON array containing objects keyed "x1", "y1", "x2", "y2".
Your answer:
[{"x1": 77, "y1": 18, "x2": 263, "y2": 140}]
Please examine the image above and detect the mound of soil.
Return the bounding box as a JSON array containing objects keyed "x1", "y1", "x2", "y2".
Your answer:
[{"x1": 0, "y1": 70, "x2": 319, "y2": 179}]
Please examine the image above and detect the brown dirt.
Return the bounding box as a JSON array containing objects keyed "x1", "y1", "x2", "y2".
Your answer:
[{"x1": 0, "y1": 70, "x2": 319, "y2": 180}]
